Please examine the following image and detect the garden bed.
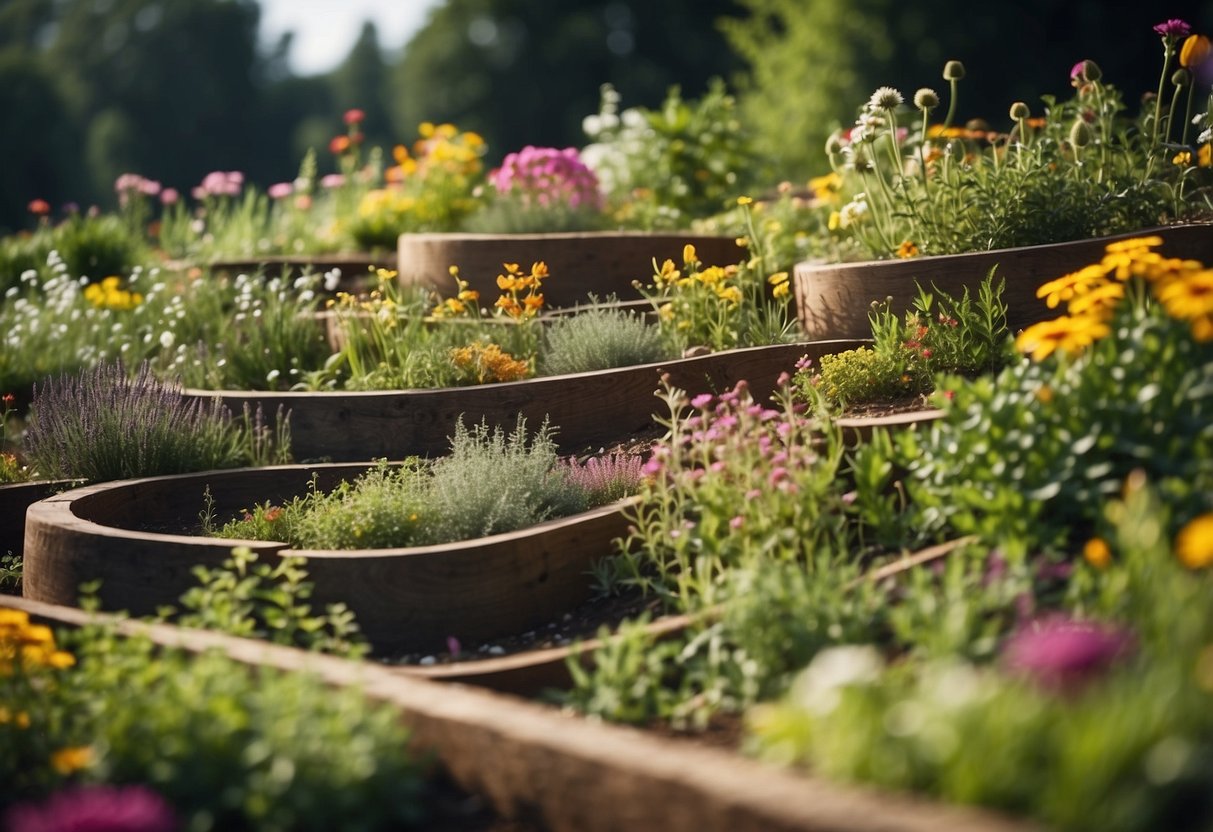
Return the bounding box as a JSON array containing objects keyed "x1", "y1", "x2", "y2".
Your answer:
[
  {"x1": 793, "y1": 222, "x2": 1213, "y2": 340},
  {"x1": 397, "y1": 231, "x2": 744, "y2": 308},
  {"x1": 21, "y1": 463, "x2": 633, "y2": 653},
  {"x1": 2, "y1": 594, "x2": 1036, "y2": 832},
  {"x1": 184, "y1": 340, "x2": 864, "y2": 462}
]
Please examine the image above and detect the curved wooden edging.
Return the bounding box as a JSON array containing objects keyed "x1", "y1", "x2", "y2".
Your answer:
[
  {"x1": 22, "y1": 463, "x2": 633, "y2": 653},
  {"x1": 185, "y1": 339, "x2": 866, "y2": 462},
  {"x1": 397, "y1": 231, "x2": 743, "y2": 308},
  {"x1": 4, "y1": 595, "x2": 1039, "y2": 832},
  {"x1": 0, "y1": 479, "x2": 80, "y2": 560},
  {"x1": 794, "y1": 222, "x2": 1213, "y2": 341}
]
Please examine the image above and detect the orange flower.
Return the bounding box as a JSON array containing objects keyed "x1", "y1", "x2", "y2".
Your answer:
[
  {"x1": 1180, "y1": 34, "x2": 1211, "y2": 68},
  {"x1": 1176, "y1": 513, "x2": 1213, "y2": 569},
  {"x1": 329, "y1": 135, "x2": 351, "y2": 155},
  {"x1": 27, "y1": 199, "x2": 50, "y2": 216},
  {"x1": 896, "y1": 240, "x2": 920, "y2": 259},
  {"x1": 1083, "y1": 538, "x2": 1112, "y2": 569}
]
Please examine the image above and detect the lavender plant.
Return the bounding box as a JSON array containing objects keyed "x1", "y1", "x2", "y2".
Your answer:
[{"x1": 24, "y1": 362, "x2": 290, "y2": 482}]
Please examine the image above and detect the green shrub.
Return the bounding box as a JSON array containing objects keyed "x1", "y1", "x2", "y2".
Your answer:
[{"x1": 539, "y1": 306, "x2": 670, "y2": 376}]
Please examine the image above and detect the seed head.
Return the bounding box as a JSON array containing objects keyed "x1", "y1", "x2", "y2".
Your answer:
[
  {"x1": 1009, "y1": 101, "x2": 1031, "y2": 121},
  {"x1": 943, "y1": 60, "x2": 965, "y2": 81},
  {"x1": 913, "y1": 88, "x2": 940, "y2": 110},
  {"x1": 868, "y1": 86, "x2": 904, "y2": 112}
]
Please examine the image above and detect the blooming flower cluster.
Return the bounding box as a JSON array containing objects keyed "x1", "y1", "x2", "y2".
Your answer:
[
  {"x1": 0, "y1": 607, "x2": 75, "y2": 676},
  {"x1": 83, "y1": 275, "x2": 144, "y2": 311},
  {"x1": 488, "y1": 145, "x2": 603, "y2": 212},
  {"x1": 113, "y1": 173, "x2": 162, "y2": 207},
  {"x1": 1016, "y1": 236, "x2": 1213, "y2": 360},
  {"x1": 493, "y1": 261, "x2": 550, "y2": 320},
  {"x1": 190, "y1": 170, "x2": 244, "y2": 200},
  {"x1": 448, "y1": 341, "x2": 531, "y2": 385},
  {"x1": 4, "y1": 784, "x2": 179, "y2": 832}
]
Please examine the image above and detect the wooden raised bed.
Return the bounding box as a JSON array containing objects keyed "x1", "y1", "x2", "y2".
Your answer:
[
  {"x1": 3, "y1": 594, "x2": 1036, "y2": 832},
  {"x1": 397, "y1": 231, "x2": 743, "y2": 308},
  {"x1": 0, "y1": 479, "x2": 79, "y2": 559},
  {"x1": 793, "y1": 222, "x2": 1213, "y2": 341},
  {"x1": 21, "y1": 463, "x2": 632, "y2": 654},
  {"x1": 185, "y1": 339, "x2": 865, "y2": 463}
]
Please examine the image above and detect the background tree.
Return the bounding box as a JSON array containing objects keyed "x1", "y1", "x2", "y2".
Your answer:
[
  {"x1": 390, "y1": 0, "x2": 746, "y2": 161},
  {"x1": 723, "y1": 0, "x2": 1213, "y2": 180}
]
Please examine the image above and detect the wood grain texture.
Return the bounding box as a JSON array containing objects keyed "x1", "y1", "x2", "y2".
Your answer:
[
  {"x1": 186, "y1": 339, "x2": 866, "y2": 462},
  {"x1": 22, "y1": 464, "x2": 633, "y2": 652},
  {"x1": 3, "y1": 595, "x2": 1040, "y2": 832},
  {"x1": 794, "y1": 223, "x2": 1213, "y2": 340},
  {"x1": 397, "y1": 231, "x2": 744, "y2": 308}
]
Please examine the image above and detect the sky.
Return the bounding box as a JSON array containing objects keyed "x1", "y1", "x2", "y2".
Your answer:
[{"x1": 257, "y1": 0, "x2": 444, "y2": 76}]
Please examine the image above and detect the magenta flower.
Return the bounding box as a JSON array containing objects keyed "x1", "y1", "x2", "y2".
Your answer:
[
  {"x1": 489, "y1": 146, "x2": 602, "y2": 212},
  {"x1": 1002, "y1": 616, "x2": 1134, "y2": 692},
  {"x1": 1154, "y1": 18, "x2": 1192, "y2": 39},
  {"x1": 4, "y1": 785, "x2": 178, "y2": 832}
]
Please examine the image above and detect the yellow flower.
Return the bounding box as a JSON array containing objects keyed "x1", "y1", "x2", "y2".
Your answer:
[
  {"x1": 658, "y1": 303, "x2": 675, "y2": 322},
  {"x1": 51, "y1": 746, "x2": 93, "y2": 775},
  {"x1": 808, "y1": 172, "x2": 842, "y2": 202},
  {"x1": 715, "y1": 285, "x2": 743, "y2": 306},
  {"x1": 736, "y1": 196, "x2": 753, "y2": 206},
  {"x1": 683, "y1": 244, "x2": 697, "y2": 264},
  {"x1": 1156, "y1": 269, "x2": 1213, "y2": 321},
  {"x1": 1015, "y1": 314, "x2": 1109, "y2": 361},
  {"x1": 1176, "y1": 513, "x2": 1213, "y2": 569},
  {"x1": 1180, "y1": 34, "x2": 1212, "y2": 69},
  {"x1": 1103, "y1": 235, "x2": 1164, "y2": 254},
  {"x1": 0, "y1": 609, "x2": 30, "y2": 629},
  {"x1": 827, "y1": 211, "x2": 841, "y2": 231},
  {"x1": 772, "y1": 281, "x2": 790, "y2": 299},
  {"x1": 0, "y1": 707, "x2": 30, "y2": 729},
  {"x1": 1201, "y1": 144, "x2": 1212, "y2": 168},
  {"x1": 1174, "y1": 150, "x2": 1193, "y2": 167},
  {"x1": 1083, "y1": 537, "x2": 1112, "y2": 569},
  {"x1": 1066, "y1": 281, "x2": 1125, "y2": 316},
  {"x1": 1036, "y1": 265, "x2": 1108, "y2": 308},
  {"x1": 896, "y1": 240, "x2": 919, "y2": 259}
]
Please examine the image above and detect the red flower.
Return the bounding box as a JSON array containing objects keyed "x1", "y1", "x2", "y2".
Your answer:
[
  {"x1": 27, "y1": 198, "x2": 50, "y2": 216},
  {"x1": 343, "y1": 108, "x2": 366, "y2": 125}
]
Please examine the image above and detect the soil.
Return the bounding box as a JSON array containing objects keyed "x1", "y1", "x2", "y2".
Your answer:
[
  {"x1": 838, "y1": 393, "x2": 936, "y2": 419},
  {"x1": 378, "y1": 588, "x2": 666, "y2": 667}
]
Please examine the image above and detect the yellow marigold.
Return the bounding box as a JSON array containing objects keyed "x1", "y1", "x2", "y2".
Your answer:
[
  {"x1": 896, "y1": 240, "x2": 920, "y2": 259},
  {"x1": 51, "y1": 746, "x2": 93, "y2": 775},
  {"x1": 0, "y1": 609, "x2": 30, "y2": 629},
  {"x1": 1036, "y1": 265, "x2": 1108, "y2": 308},
  {"x1": 1103, "y1": 235, "x2": 1164, "y2": 254},
  {"x1": 1083, "y1": 537, "x2": 1112, "y2": 569},
  {"x1": 1176, "y1": 513, "x2": 1213, "y2": 569},
  {"x1": 1015, "y1": 314, "x2": 1109, "y2": 361}
]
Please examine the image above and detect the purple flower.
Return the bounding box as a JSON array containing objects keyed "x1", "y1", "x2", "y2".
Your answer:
[
  {"x1": 1154, "y1": 18, "x2": 1191, "y2": 39},
  {"x1": 1002, "y1": 616, "x2": 1134, "y2": 692},
  {"x1": 4, "y1": 785, "x2": 178, "y2": 832}
]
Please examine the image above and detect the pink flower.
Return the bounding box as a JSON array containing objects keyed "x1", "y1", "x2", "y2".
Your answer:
[
  {"x1": 159, "y1": 188, "x2": 179, "y2": 206},
  {"x1": 4, "y1": 785, "x2": 178, "y2": 832},
  {"x1": 320, "y1": 174, "x2": 346, "y2": 189},
  {"x1": 1002, "y1": 616, "x2": 1134, "y2": 692},
  {"x1": 690, "y1": 393, "x2": 714, "y2": 409},
  {"x1": 1153, "y1": 18, "x2": 1191, "y2": 39},
  {"x1": 267, "y1": 182, "x2": 294, "y2": 200},
  {"x1": 343, "y1": 108, "x2": 366, "y2": 125},
  {"x1": 729, "y1": 515, "x2": 745, "y2": 529}
]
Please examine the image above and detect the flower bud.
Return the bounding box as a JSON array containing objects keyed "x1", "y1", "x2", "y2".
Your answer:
[
  {"x1": 943, "y1": 60, "x2": 965, "y2": 81},
  {"x1": 1180, "y1": 34, "x2": 1211, "y2": 69},
  {"x1": 1171, "y1": 68, "x2": 1191, "y2": 88},
  {"x1": 1069, "y1": 120, "x2": 1093, "y2": 148},
  {"x1": 1009, "y1": 101, "x2": 1031, "y2": 120},
  {"x1": 1077, "y1": 59, "x2": 1101, "y2": 83},
  {"x1": 824, "y1": 132, "x2": 844, "y2": 156},
  {"x1": 914, "y1": 88, "x2": 940, "y2": 110}
]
